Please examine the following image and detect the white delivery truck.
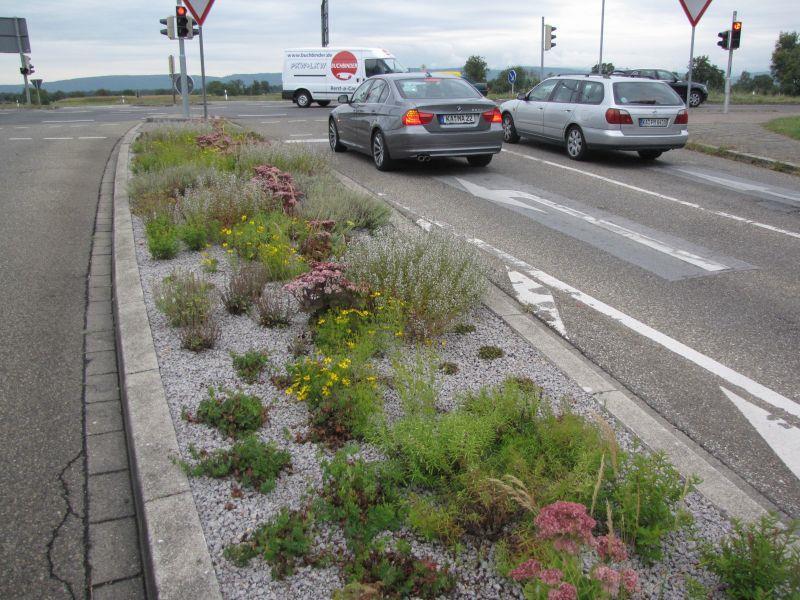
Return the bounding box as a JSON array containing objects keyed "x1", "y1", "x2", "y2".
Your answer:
[{"x1": 282, "y1": 47, "x2": 405, "y2": 107}]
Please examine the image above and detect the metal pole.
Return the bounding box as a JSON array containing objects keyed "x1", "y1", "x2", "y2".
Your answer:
[
  {"x1": 540, "y1": 17, "x2": 545, "y2": 82},
  {"x1": 14, "y1": 18, "x2": 31, "y2": 105},
  {"x1": 169, "y1": 55, "x2": 176, "y2": 105},
  {"x1": 321, "y1": 0, "x2": 329, "y2": 47},
  {"x1": 599, "y1": 0, "x2": 606, "y2": 73},
  {"x1": 199, "y1": 26, "x2": 208, "y2": 120},
  {"x1": 723, "y1": 10, "x2": 736, "y2": 115},
  {"x1": 178, "y1": 36, "x2": 190, "y2": 118},
  {"x1": 686, "y1": 25, "x2": 695, "y2": 108}
]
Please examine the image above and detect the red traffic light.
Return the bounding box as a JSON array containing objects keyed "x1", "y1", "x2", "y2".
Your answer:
[
  {"x1": 176, "y1": 6, "x2": 187, "y2": 17},
  {"x1": 732, "y1": 21, "x2": 742, "y2": 31}
]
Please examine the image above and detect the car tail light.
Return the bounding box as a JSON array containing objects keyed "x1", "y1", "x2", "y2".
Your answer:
[
  {"x1": 482, "y1": 107, "x2": 502, "y2": 123},
  {"x1": 605, "y1": 108, "x2": 633, "y2": 125},
  {"x1": 402, "y1": 109, "x2": 434, "y2": 126},
  {"x1": 675, "y1": 109, "x2": 688, "y2": 125}
]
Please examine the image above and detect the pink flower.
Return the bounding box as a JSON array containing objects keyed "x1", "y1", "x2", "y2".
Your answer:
[
  {"x1": 509, "y1": 559, "x2": 541, "y2": 582},
  {"x1": 538, "y1": 568, "x2": 564, "y2": 586},
  {"x1": 535, "y1": 501, "x2": 596, "y2": 554},
  {"x1": 548, "y1": 582, "x2": 578, "y2": 600},
  {"x1": 621, "y1": 568, "x2": 638, "y2": 594},
  {"x1": 595, "y1": 534, "x2": 628, "y2": 563},
  {"x1": 591, "y1": 565, "x2": 621, "y2": 598}
]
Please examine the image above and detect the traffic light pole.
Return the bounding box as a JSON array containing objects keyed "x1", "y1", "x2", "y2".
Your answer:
[
  {"x1": 199, "y1": 26, "x2": 208, "y2": 120},
  {"x1": 686, "y1": 25, "x2": 696, "y2": 108},
  {"x1": 540, "y1": 16, "x2": 545, "y2": 82},
  {"x1": 723, "y1": 10, "x2": 737, "y2": 115},
  {"x1": 598, "y1": 0, "x2": 606, "y2": 74},
  {"x1": 178, "y1": 36, "x2": 190, "y2": 119},
  {"x1": 14, "y1": 18, "x2": 31, "y2": 105}
]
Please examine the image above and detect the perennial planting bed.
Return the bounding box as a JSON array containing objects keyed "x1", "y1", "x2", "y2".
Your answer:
[{"x1": 125, "y1": 122, "x2": 797, "y2": 600}]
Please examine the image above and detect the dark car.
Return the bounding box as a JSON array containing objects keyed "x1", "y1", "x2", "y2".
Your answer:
[{"x1": 614, "y1": 69, "x2": 708, "y2": 107}]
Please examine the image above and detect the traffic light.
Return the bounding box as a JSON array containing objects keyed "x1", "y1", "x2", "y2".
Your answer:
[
  {"x1": 717, "y1": 30, "x2": 730, "y2": 50},
  {"x1": 160, "y1": 16, "x2": 176, "y2": 40},
  {"x1": 731, "y1": 21, "x2": 742, "y2": 49},
  {"x1": 545, "y1": 24, "x2": 557, "y2": 51},
  {"x1": 176, "y1": 6, "x2": 190, "y2": 38},
  {"x1": 20, "y1": 54, "x2": 33, "y2": 76}
]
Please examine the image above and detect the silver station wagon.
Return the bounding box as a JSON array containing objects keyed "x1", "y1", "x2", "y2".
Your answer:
[
  {"x1": 329, "y1": 73, "x2": 504, "y2": 171},
  {"x1": 500, "y1": 74, "x2": 689, "y2": 161}
]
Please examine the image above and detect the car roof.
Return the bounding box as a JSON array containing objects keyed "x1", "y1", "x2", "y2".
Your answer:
[
  {"x1": 379, "y1": 72, "x2": 462, "y2": 80},
  {"x1": 543, "y1": 74, "x2": 665, "y2": 83}
]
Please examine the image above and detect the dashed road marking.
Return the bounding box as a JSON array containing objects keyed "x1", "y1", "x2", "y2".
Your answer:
[
  {"x1": 502, "y1": 148, "x2": 800, "y2": 241},
  {"x1": 43, "y1": 137, "x2": 73, "y2": 140},
  {"x1": 287, "y1": 119, "x2": 308, "y2": 123},
  {"x1": 14, "y1": 126, "x2": 29, "y2": 129},
  {"x1": 9, "y1": 137, "x2": 32, "y2": 140},
  {"x1": 42, "y1": 119, "x2": 95, "y2": 123},
  {"x1": 283, "y1": 138, "x2": 328, "y2": 143},
  {"x1": 78, "y1": 136, "x2": 108, "y2": 140},
  {"x1": 290, "y1": 133, "x2": 313, "y2": 137},
  {"x1": 238, "y1": 113, "x2": 287, "y2": 117}
]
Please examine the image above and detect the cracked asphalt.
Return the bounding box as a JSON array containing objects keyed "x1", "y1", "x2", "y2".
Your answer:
[{"x1": 0, "y1": 113, "x2": 130, "y2": 598}]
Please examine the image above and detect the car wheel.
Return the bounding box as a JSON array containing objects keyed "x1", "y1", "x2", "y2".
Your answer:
[
  {"x1": 502, "y1": 113, "x2": 520, "y2": 143},
  {"x1": 467, "y1": 154, "x2": 493, "y2": 167},
  {"x1": 689, "y1": 91, "x2": 702, "y2": 107},
  {"x1": 638, "y1": 150, "x2": 663, "y2": 160},
  {"x1": 328, "y1": 119, "x2": 346, "y2": 153},
  {"x1": 317, "y1": 100, "x2": 331, "y2": 107},
  {"x1": 372, "y1": 131, "x2": 394, "y2": 171},
  {"x1": 295, "y1": 90, "x2": 312, "y2": 108},
  {"x1": 565, "y1": 126, "x2": 588, "y2": 161}
]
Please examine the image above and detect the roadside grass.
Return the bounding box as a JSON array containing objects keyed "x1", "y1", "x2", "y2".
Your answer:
[
  {"x1": 763, "y1": 115, "x2": 800, "y2": 141},
  {"x1": 53, "y1": 93, "x2": 282, "y2": 107},
  {"x1": 131, "y1": 122, "x2": 782, "y2": 598},
  {"x1": 706, "y1": 91, "x2": 800, "y2": 105},
  {"x1": 685, "y1": 141, "x2": 799, "y2": 176}
]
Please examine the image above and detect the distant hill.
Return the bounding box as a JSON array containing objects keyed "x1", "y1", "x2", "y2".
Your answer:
[{"x1": 0, "y1": 72, "x2": 282, "y2": 94}]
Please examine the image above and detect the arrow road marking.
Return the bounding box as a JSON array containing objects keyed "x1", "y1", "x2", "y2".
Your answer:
[
  {"x1": 508, "y1": 270, "x2": 568, "y2": 337},
  {"x1": 721, "y1": 386, "x2": 800, "y2": 479},
  {"x1": 502, "y1": 148, "x2": 800, "y2": 241},
  {"x1": 456, "y1": 177, "x2": 729, "y2": 272}
]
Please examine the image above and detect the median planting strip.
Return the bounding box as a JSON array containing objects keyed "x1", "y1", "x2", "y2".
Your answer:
[{"x1": 114, "y1": 120, "x2": 800, "y2": 599}]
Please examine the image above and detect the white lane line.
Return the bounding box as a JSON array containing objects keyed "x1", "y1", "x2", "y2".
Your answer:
[
  {"x1": 9, "y1": 137, "x2": 32, "y2": 140},
  {"x1": 287, "y1": 119, "x2": 308, "y2": 123},
  {"x1": 14, "y1": 126, "x2": 29, "y2": 129},
  {"x1": 260, "y1": 120, "x2": 280, "y2": 124},
  {"x1": 283, "y1": 138, "x2": 328, "y2": 144},
  {"x1": 78, "y1": 136, "x2": 108, "y2": 140},
  {"x1": 721, "y1": 387, "x2": 800, "y2": 479},
  {"x1": 315, "y1": 119, "x2": 328, "y2": 122},
  {"x1": 502, "y1": 148, "x2": 800, "y2": 241},
  {"x1": 237, "y1": 113, "x2": 287, "y2": 117},
  {"x1": 467, "y1": 234, "x2": 800, "y2": 420},
  {"x1": 456, "y1": 177, "x2": 729, "y2": 272},
  {"x1": 675, "y1": 167, "x2": 800, "y2": 204},
  {"x1": 290, "y1": 133, "x2": 313, "y2": 137},
  {"x1": 42, "y1": 119, "x2": 95, "y2": 123},
  {"x1": 43, "y1": 137, "x2": 74, "y2": 140}
]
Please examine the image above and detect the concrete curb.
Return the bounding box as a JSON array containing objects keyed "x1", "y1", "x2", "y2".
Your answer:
[
  {"x1": 686, "y1": 141, "x2": 799, "y2": 175},
  {"x1": 332, "y1": 168, "x2": 771, "y2": 524},
  {"x1": 113, "y1": 125, "x2": 222, "y2": 599}
]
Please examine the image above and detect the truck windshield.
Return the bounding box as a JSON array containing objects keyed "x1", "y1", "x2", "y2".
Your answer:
[
  {"x1": 365, "y1": 58, "x2": 406, "y2": 77},
  {"x1": 613, "y1": 82, "x2": 683, "y2": 106}
]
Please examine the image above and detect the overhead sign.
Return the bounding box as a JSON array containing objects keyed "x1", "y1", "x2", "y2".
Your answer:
[
  {"x1": 0, "y1": 17, "x2": 30, "y2": 53},
  {"x1": 182, "y1": 0, "x2": 215, "y2": 26},
  {"x1": 678, "y1": 0, "x2": 714, "y2": 26},
  {"x1": 508, "y1": 69, "x2": 517, "y2": 84}
]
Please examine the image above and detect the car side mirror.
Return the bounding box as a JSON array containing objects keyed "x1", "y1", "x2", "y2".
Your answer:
[
  {"x1": 517, "y1": 92, "x2": 527, "y2": 101},
  {"x1": 338, "y1": 94, "x2": 350, "y2": 104}
]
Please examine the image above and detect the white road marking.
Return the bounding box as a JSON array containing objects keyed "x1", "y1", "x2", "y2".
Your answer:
[
  {"x1": 287, "y1": 119, "x2": 308, "y2": 123},
  {"x1": 508, "y1": 270, "x2": 568, "y2": 337},
  {"x1": 47, "y1": 125, "x2": 63, "y2": 128},
  {"x1": 237, "y1": 113, "x2": 287, "y2": 117},
  {"x1": 14, "y1": 126, "x2": 29, "y2": 129},
  {"x1": 42, "y1": 119, "x2": 95, "y2": 123},
  {"x1": 78, "y1": 136, "x2": 108, "y2": 140},
  {"x1": 9, "y1": 137, "x2": 32, "y2": 140},
  {"x1": 290, "y1": 133, "x2": 313, "y2": 137},
  {"x1": 721, "y1": 387, "x2": 800, "y2": 479},
  {"x1": 456, "y1": 177, "x2": 729, "y2": 272},
  {"x1": 260, "y1": 120, "x2": 280, "y2": 124},
  {"x1": 283, "y1": 138, "x2": 328, "y2": 144},
  {"x1": 44, "y1": 137, "x2": 73, "y2": 140},
  {"x1": 315, "y1": 119, "x2": 328, "y2": 122},
  {"x1": 676, "y1": 167, "x2": 800, "y2": 204},
  {"x1": 502, "y1": 148, "x2": 800, "y2": 241}
]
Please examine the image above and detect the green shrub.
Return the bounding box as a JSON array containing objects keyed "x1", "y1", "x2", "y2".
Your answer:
[
  {"x1": 178, "y1": 220, "x2": 215, "y2": 251},
  {"x1": 191, "y1": 387, "x2": 267, "y2": 437},
  {"x1": 231, "y1": 349, "x2": 271, "y2": 384},
  {"x1": 221, "y1": 262, "x2": 268, "y2": 315},
  {"x1": 185, "y1": 436, "x2": 291, "y2": 494},
  {"x1": 258, "y1": 240, "x2": 307, "y2": 282},
  {"x1": 478, "y1": 345, "x2": 504, "y2": 360},
  {"x1": 345, "y1": 229, "x2": 487, "y2": 338},
  {"x1": 254, "y1": 288, "x2": 294, "y2": 327},
  {"x1": 439, "y1": 362, "x2": 459, "y2": 375},
  {"x1": 223, "y1": 507, "x2": 313, "y2": 578},
  {"x1": 452, "y1": 323, "x2": 476, "y2": 334},
  {"x1": 406, "y1": 493, "x2": 463, "y2": 545},
  {"x1": 132, "y1": 126, "x2": 221, "y2": 173},
  {"x1": 154, "y1": 270, "x2": 214, "y2": 327},
  {"x1": 700, "y1": 514, "x2": 800, "y2": 599},
  {"x1": 129, "y1": 163, "x2": 207, "y2": 220},
  {"x1": 179, "y1": 310, "x2": 219, "y2": 351},
  {"x1": 235, "y1": 142, "x2": 329, "y2": 177},
  {"x1": 145, "y1": 215, "x2": 180, "y2": 260},
  {"x1": 299, "y1": 174, "x2": 391, "y2": 232}
]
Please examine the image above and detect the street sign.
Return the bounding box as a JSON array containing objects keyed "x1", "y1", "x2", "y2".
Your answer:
[
  {"x1": 0, "y1": 17, "x2": 30, "y2": 53},
  {"x1": 173, "y1": 74, "x2": 194, "y2": 94},
  {"x1": 507, "y1": 69, "x2": 517, "y2": 84},
  {"x1": 183, "y1": 0, "x2": 216, "y2": 26},
  {"x1": 677, "y1": 0, "x2": 714, "y2": 27}
]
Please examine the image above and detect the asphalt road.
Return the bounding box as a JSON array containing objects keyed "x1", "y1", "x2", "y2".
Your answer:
[
  {"x1": 233, "y1": 102, "x2": 800, "y2": 517},
  {"x1": 0, "y1": 110, "x2": 133, "y2": 598}
]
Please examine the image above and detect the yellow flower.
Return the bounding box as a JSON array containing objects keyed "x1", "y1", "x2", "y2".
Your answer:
[
  {"x1": 303, "y1": 375, "x2": 310, "y2": 381},
  {"x1": 222, "y1": 242, "x2": 228, "y2": 247},
  {"x1": 342, "y1": 378, "x2": 351, "y2": 387},
  {"x1": 395, "y1": 331, "x2": 404, "y2": 337},
  {"x1": 318, "y1": 318, "x2": 326, "y2": 325},
  {"x1": 338, "y1": 359, "x2": 350, "y2": 369},
  {"x1": 366, "y1": 376, "x2": 377, "y2": 383},
  {"x1": 371, "y1": 291, "x2": 381, "y2": 298},
  {"x1": 322, "y1": 357, "x2": 333, "y2": 366},
  {"x1": 249, "y1": 220, "x2": 255, "y2": 225},
  {"x1": 241, "y1": 214, "x2": 247, "y2": 222},
  {"x1": 227, "y1": 249, "x2": 234, "y2": 254},
  {"x1": 321, "y1": 388, "x2": 331, "y2": 397},
  {"x1": 346, "y1": 341, "x2": 356, "y2": 349},
  {"x1": 329, "y1": 372, "x2": 339, "y2": 382}
]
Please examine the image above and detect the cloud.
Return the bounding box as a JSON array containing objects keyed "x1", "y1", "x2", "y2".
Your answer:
[{"x1": 1, "y1": 0, "x2": 797, "y2": 83}]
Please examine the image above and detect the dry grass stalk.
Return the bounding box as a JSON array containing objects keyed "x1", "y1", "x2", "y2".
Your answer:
[
  {"x1": 487, "y1": 474, "x2": 536, "y2": 513},
  {"x1": 593, "y1": 413, "x2": 619, "y2": 475},
  {"x1": 590, "y1": 452, "x2": 606, "y2": 517}
]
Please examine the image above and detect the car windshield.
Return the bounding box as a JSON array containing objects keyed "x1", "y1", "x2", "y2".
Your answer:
[
  {"x1": 365, "y1": 58, "x2": 406, "y2": 77},
  {"x1": 394, "y1": 78, "x2": 482, "y2": 99},
  {"x1": 613, "y1": 82, "x2": 683, "y2": 106}
]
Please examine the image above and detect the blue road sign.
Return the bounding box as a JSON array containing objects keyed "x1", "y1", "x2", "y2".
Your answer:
[{"x1": 508, "y1": 69, "x2": 517, "y2": 84}]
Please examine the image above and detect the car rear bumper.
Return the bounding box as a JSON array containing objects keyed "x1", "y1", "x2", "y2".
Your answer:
[
  {"x1": 584, "y1": 127, "x2": 688, "y2": 150},
  {"x1": 386, "y1": 127, "x2": 504, "y2": 158}
]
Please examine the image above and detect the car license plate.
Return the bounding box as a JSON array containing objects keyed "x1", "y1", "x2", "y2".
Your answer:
[
  {"x1": 639, "y1": 118, "x2": 669, "y2": 127},
  {"x1": 440, "y1": 114, "x2": 476, "y2": 126}
]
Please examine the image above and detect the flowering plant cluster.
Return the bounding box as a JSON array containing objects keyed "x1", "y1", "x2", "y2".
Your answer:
[
  {"x1": 251, "y1": 164, "x2": 303, "y2": 214},
  {"x1": 300, "y1": 219, "x2": 336, "y2": 262},
  {"x1": 284, "y1": 262, "x2": 365, "y2": 313},
  {"x1": 196, "y1": 120, "x2": 235, "y2": 152},
  {"x1": 509, "y1": 501, "x2": 639, "y2": 599},
  {"x1": 314, "y1": 297, "x2": 405, "y2": 356}
]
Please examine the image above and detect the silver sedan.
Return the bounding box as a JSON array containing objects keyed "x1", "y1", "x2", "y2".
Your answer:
[{"x1": 328, "y1": 73, "x2": 504, "y2": 170}]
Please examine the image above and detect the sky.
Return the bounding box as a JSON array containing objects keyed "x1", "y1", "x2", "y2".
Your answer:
[{"x1": 1, "y1": 0, "x2": 798, "y2": 85}]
